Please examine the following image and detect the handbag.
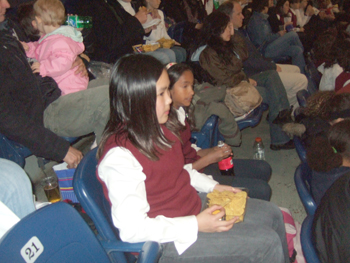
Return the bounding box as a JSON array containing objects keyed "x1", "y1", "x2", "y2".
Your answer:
[{"x1": 224, "y1": 81, "x2": 262, "y2": 117}]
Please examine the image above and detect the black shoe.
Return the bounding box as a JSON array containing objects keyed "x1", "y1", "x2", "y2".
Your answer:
[
  {"x1": 272, "y1": 107, "x2": 294, "y2": 125},
  {"x1": 270, "y1": 140, "x2": 295, "y2": 151}
]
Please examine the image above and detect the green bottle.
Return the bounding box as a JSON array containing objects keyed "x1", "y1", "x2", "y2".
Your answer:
[
  {"x1": 213, "y1": 0, "x2": 220, "y2": 10},
  {"x1": 65, "y1": 15, "x2": 92, "y2": 29}
]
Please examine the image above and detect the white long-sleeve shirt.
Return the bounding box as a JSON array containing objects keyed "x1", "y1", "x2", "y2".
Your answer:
[
  {"x1": 318, "y1": 62, "x2": 344, "y2": 91},
  {"x1": 98, "y1": 146, "x2": 218, "y2": 254},
  {"x1": 144, "y1": 10, "x2": 171, "y2": 44}
]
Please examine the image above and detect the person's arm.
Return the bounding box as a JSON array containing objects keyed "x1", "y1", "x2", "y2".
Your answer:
[
  {"x1": 192, "y1": 144, "x2": 232, "y2": 171},
  {"x1": 0, "y1": 59, "x2": 70, "y2": 161},
  {"x1": 98, "y1": 147, "x2": 199, "y2": 254},
  {"x1": 21, "y1": 41, "x2": 38, "y2": 58},
  {"x1": 236, "y1": 31, "x2": 277, "y2": 75}
]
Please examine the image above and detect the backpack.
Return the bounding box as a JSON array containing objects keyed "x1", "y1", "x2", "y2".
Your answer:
[{"x1": 224, "y1": 81, "x2": 262, "y2": 117}]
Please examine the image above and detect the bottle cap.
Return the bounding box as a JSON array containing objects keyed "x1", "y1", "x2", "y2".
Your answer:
[
  {"x1": 255, "y1": 137, "x2": 262, "y2": 142},
  {"x1": 218, "y1": 140, "x2": 225, "y2": 147}
]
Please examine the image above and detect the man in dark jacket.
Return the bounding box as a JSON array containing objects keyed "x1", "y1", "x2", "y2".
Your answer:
[{"x1": 0, "y1": 0, "x2": 109, "y2": 168}]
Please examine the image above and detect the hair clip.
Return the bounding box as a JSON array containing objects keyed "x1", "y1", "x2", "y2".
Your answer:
[
  {"x1": 332, "y1": 147, "x2": 337, "y2": 153},
  {"x1": 165, "y1": 62, "x2": 176, "y2": 70}
]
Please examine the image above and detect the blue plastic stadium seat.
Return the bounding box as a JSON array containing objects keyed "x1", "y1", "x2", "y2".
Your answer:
[
  {"x1": 0, "y1": 202, "x2": 161, "y2": 263},
  {"x1": 236, "y1": 105, "x2": 264, "y2": 130},
  {"x1": 296, "y1": 89, "x2": 311, "y2": 108},
  {"x1": 73, "y1": 148, "x2": 162, "y2": 263},
  {"x1": 191, "y1": 104, "x2": 265, "y2": 149},
  {"x1": 0, "y1": 133, "x2": 80, "y2": 168},
  {"x1": 293, "y1": 135, "x2": 307, "y2": 163},
  {"x1": 300, "y1": 215, "x2": 321, "y2": 263},
  {"x1": 294, "y1": 163, "x2": 317, "y2": 216}
]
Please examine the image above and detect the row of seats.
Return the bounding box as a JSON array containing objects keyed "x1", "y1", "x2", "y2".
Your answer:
[{"x1": 0, "y1": 133, "x2": 319, "y2": 262}]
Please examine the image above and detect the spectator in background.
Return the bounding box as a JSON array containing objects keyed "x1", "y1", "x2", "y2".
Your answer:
[
  {"x1": 0, "y1": 0, "x2": 109, "y2": 168},
  {"x1": 247, "y1": 0, "x2": 306, "y2": 73},
  {"x1": 218, "y1": 0, "x2": 308, "y2": 111},
  {"x1": 198, "y1": 11, "x2": 296, "y2": 151},
  {"x1": 91, "y1": 0, "x2": 171, "y2": 64},
  {"x1": 307, "y1": 119, "x2": 350, "y2": 205},
  {"x1": 20, "y1": 0, "x2": 89, "y2": 96},
  {"x1": 142, "y1": 0, "x2": 187, "y2": 63}
]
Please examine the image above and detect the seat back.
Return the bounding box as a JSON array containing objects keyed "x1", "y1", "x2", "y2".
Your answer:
[
  {"x1": 191, "y1": 115, "x2": 219, "y2": 149},
  {"x1": 296, "y1": 89, "x2": 311, "y2": 108},
  {"x1": 294, "y1": 163, "x2": 317, "y2": 215},
  {"x1": 0, "y1": 133, "x2": 80, "y2": 168},
  {"x1": 293, "y1": 135, "x2": 307, "y2": 163},
  {"x1": 300, "y1": 215, "x2": 321, "y2": 263},
  {"x1": 0, "y1": 202, "x2": 111, "y2": 263},
  {"x1": 236, "y1": 104, "x2": 264, "y2": 130},
  {"x1": 0, "y1": 133, "x2": 32, "y2": 167},
  {"x1": 73, "y1": 148, "x2": 147, "y2": 263}
]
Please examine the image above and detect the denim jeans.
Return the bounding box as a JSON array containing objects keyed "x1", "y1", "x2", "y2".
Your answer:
[
  {"x1": 171, "y1": 46, "x2": 187, "y2": 63},
  {"x1": 43, "y1": 78, "x2": 110, "y2": 143},
  {"x1": 204, "y1": 159, "x2": 272, "y2": 201},
  {"x1": 0, "y1": 158, "x2": 35, "y2": 219},
  {"x1": 264, "y1": 32, "x2": 306, "y2": 74},
  {"x1": 251, "y1": 70, "x2": 291, "y2": 145},
  {"x1": 159, "y1": 194, "x2": 289, "y2": 263}
]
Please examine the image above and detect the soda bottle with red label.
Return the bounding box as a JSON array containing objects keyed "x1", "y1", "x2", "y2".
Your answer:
[{"x1": 217, "y1": 140, "x2": 235, "y2": 176}]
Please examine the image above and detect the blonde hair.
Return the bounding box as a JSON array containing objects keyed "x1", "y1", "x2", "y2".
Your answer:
[{"x1": 34, "y1": 0, "x2": 65, "y2": 27}]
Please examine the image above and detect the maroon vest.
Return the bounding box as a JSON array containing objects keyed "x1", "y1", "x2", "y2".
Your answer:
[
  {"x1": 98, "y1": 125, "x2": 202, "y2": 218},
  {"x1": 335, "y1": 71, "x2": 350, "y2": 93},
  {"x1": 181, "y1": 120, "x2": 201, "y2": 165}
]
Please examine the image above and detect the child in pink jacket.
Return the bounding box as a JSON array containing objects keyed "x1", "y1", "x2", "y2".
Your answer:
[{"x1": 21, "y1": 0, "x2": 88, "y2": 96}]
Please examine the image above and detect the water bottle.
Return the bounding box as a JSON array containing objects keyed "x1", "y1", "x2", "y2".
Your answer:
[
  {"x1": 253, "y1": 137, "x2": 265, "y2": 160},
  {"x1": 217, "y1": 140, "x2": 235, "y2": 176},
  {"x1": 65, "y1": 15, "x2": 92, "y2": 29},
  {"x1": 213, "y1": 0, "x2": 220, "y2": 10}
]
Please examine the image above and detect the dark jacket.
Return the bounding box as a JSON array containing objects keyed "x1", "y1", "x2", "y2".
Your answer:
[
  {"x1": 91, "y1": 0, "x2": 145, "y2": 63},
  {"x1": 234, "y1": 30, "x2": 277, "y2": 77},
  {"x1": 199, "y1": 45, "x2": 247, "y2": 87},
  {"x1": 0, "y1": 19, "x2": 69, "y2": 161},
  {"x1": 311, "y1": 166, "x2": 350, "y2": 205},
  {"x1": 313, "y1": 172, "x2": 350, "y2": 263}
]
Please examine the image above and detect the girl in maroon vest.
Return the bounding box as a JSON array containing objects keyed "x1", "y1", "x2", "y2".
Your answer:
[
  {"x1": 167, "y1": 62, "x2": 272, "y2": 201},
  {"x1": 97, "y1": 54, "x2": 289, "y2": 262}
]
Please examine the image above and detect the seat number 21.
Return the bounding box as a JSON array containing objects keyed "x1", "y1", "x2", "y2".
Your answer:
[{"x1": 20, "y1": 236, "x2": 44, "y2": 263}]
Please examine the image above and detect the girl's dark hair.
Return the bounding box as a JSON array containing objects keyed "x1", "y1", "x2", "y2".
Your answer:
[
  {"x1": 17, "y1": 1, "x2": 40, "y2": 41},
  {"x1": 335, "y1": 38, "x2": 350, "y2": 71},
  {"x1": 276, "y1": 0, "x2": 290, "y2": 16},
  {"x1": 252, "y1": 0, "x2": 269, "y2": 12},
  {"x1": 168, "y1": 63, "x2": 197, "y2": 130},
  {"x1": 307, "y1": 119, "x2": 350, "y2": 172},
  {"x1": 97, "y1": 54, "x2": 181, "y2": 161},
  {"x1": 199, "y1": 11, "x2": 235, "y2": 66},
  {"x1": 313, "y1": 29, "x2": 338, "y2": 68},
  {"x1": 289, "y1": 0, "x2": 300, "y2": 5}
]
